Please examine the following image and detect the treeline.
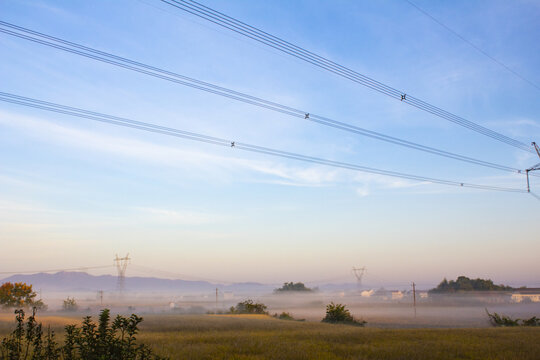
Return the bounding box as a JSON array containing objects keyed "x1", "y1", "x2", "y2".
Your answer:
[
  {"x1": 430, "y1": 276, "x2": 513, "y2": 293},
  {"x1": 274, "y1": 282, "x2": 314, "y2": 293}
]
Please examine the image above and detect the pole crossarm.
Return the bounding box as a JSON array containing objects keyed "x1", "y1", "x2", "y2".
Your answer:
[{"x1": 525, "y1": 142, "x2": 540, "y2": 192}]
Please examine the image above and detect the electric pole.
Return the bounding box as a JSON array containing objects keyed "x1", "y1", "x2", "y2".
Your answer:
[
  {"x1": 215, "y1": 288, "x2": 218, "y2": 313},
  {"x1": 98, "y1": 290, "x2": 104, "y2": 306},
  {"x1": 352, "y1": 266, "x2": 367, "y2": 290},
  {"x1": 412, "y1": 282, "x2": 417, "y2": 318},
  {"x1": 114, "y1": 254, "x2": 130, "y2": 293}
]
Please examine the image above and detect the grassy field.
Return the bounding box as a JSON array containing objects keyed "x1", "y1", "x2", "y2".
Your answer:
[{"x1": 1, "y1": 313, "x2": 539, "y2": 359}]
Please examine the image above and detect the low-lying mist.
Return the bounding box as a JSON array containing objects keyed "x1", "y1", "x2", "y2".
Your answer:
[{"x1": 13, "y1": 289, "x2": 539, "y2": 329}]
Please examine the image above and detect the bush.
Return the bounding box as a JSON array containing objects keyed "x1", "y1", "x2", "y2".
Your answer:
[
  {"x1": 0, "y1": 308, "x2": 167, "y2": 359},
  {"x1": 272, "y1": 312, "x2": 305, "y2": 322},
  {"x1": 522, "y1": 316, "x2": 540, "y2": 327},
  {"x1": 486, "y1": 309, "x2": 540, "y2": 327},
  {"x1": 321, "y1": 302, "x2": 366, "y2": 326},
  {"x1": 275, "y1": 312, "x2": 294, "y2": 320},
  {"x1": 229, "y1": 300, "x2": 268, "y2": 314}
]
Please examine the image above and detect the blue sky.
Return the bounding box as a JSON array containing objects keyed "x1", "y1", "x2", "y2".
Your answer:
[{"x1": 0, "y1": 0, "x2": 539, "y2": 288}]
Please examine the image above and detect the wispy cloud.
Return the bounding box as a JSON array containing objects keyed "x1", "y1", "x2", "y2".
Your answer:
[
  {"x1": 2, "y1": 111, "x2": 522, "y2": 197},
  {"x1": 132, "y1": 207, "x2": 221, "y2": 225},
  {"x1": 0, "y1": 111, "x2": 418, "y2": 190}
]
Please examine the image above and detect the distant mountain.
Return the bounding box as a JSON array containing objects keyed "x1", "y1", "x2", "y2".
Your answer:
[{"x1": 1, "y1": 271, "x2": 273, "y2": 294}]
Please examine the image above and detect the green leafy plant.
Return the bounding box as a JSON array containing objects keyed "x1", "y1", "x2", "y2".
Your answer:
[
  {"x1": 275, "y1": 312, "x2": 294, "y2": 320},
  {"x1": 228, "y1": 300, "x2": 268, "y2": 314},
  {"x1": 0, "y1": 308, "x2": 167, "y2": 360},
  {"x1": 486, "y1": 309, "x2": 540, "y2": 327},
  {"x1": 521, "y1": 316, "x2": 540, "y2": 327},
  {"x1": 272, "y1": 312, "x2": 305, "y2": 322},
  {"x1": 321, "y1": 302, "x2": 366, "y2": 326}
]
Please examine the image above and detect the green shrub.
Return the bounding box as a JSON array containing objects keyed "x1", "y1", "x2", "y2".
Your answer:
[
  {"x1": 0, "y1": 308, "x2": 167, "y2": 359},
  {"x1": 486, "y1": 309, "x2": 540, "y2": 327},
  {"x1": 522, "y1": 316, "x2": 540, "y2": 326},
  {"x1": 229, "y1": 300, "x2": 268, "y2": 315},
  {"x1": 276, "y1": 312, "x2": 294, "y2": 320},
  {"x1": 321, "y1": 302, "x2": 366, "y2": 326}
]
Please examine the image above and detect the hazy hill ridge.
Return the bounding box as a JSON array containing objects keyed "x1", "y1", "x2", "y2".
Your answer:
[{"x1": 1, "y1": 271, "x2": 273, "y2": 294}]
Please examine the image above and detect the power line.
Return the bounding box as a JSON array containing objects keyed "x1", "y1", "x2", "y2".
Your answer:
[
  {"x1": 156, "y1": 0, "x2": 534, "y2": 153},
  {"x1": 404, "y1": 0, "x2": 540, "y2": 92},
  {"x1": 0, "y1": 265, "x2": 113, "y2": 276},
  {"x1": 0, "y1": 22, "x2": 533, "y2": 176},
  {"x1": 0, "y1": 91, "x2": 530, "y2": 194},
  {"x1": 130, "y1": 264, "x2": 234, "y2": 284}
]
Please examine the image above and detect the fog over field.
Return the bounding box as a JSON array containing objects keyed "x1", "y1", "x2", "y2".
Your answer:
[{"x1": 2, "y1": 271, "x2": 538, "y2": 329}]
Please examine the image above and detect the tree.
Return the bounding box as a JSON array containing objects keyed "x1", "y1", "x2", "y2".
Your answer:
[
  {"x1": 0, "y1": 282, "x2": 45, "y2": 309},
  {"x1": 274, "y1": 282, "x2": 313, "y2": 293},
  {"x1": 429, "y1": 276, "x2": 513, "y2": 293},
  {"x1": 62, "y1": 297, "x2": 78, "y2": 312}
]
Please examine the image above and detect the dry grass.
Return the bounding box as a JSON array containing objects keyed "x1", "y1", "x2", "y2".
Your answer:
[
  {"x1": 1, "y1": 312, "x2": 539, "y2": 359},
  {"x1": 137, "y1": 315, "x2": 540, "y2": 360},
  {"x1": 207, "y1": 314, "x2": 271, "y2": 319}
]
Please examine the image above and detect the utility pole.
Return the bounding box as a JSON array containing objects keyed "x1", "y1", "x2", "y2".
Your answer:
[
  {"x1": 114, "y1": 254, "x2": 130, "y2": 294},
  {"x1": 412, "y1": 282, "x2": 417, "y2": 318},
  {"x1": 215, "y1": 288, "x2": 218, "y2": 313},
  {"x1": 98, "y1": 290, "x2": 104, "y2": 306}
]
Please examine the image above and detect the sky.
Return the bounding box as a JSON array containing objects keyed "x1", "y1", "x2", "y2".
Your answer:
[{"x1": 0, "y1": 0, "x2": 539, "y2": 288}]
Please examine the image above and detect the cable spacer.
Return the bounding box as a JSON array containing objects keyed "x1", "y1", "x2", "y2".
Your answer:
[
  {"x1": 305, "y1": 113, "x2": 310, "y2": 119},
  {"x1": 401, "y1": 94, "x2": 407, "y2": 101},
  {"x1": 231, "y1": 141, "x2": 235, "y2": 147}
]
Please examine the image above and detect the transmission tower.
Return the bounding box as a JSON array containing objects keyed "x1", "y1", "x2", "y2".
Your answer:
[
  {"x1": 525, "y1": 142, "x2": 540, "y2": 192},
  {"x1": 352, "y1": 266, "x2": 367, "y2": 289},
  {"x1": 114, "y1": 254, "x2": 130, "y2": 293}
]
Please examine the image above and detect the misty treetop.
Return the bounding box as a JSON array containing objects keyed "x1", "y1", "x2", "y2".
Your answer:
[
  {"x1": 430, "y1": 276, "x2": 513, "y2": 293},
  {"x1": 274, "y1": 282, "x2": 314, "y2": 293}
]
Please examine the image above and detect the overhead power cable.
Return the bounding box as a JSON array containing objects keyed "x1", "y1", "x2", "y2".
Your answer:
[
  {"x1": 0, "y1": 91, "x2": 530, "y2": 194},
  {"x1": 156, "y1": 0, "x2": 534, "y2": 154},
  {"x1": 0, "y1": 265, "x2": 114, "y2": 275},
  {"x1": 130, "y1": 264, "x2": 234, "y2": 284},
  {"x1": 0, "y1": 21, "x2": 531, "y2": 176},
  {"x1": 404, "y1": 0, "x2": 540, "y2": 92}
]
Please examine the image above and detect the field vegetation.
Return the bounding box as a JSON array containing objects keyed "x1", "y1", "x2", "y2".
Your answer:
[{"x1": 1, "y1": 311, "x2": 539, "y2": 359}]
